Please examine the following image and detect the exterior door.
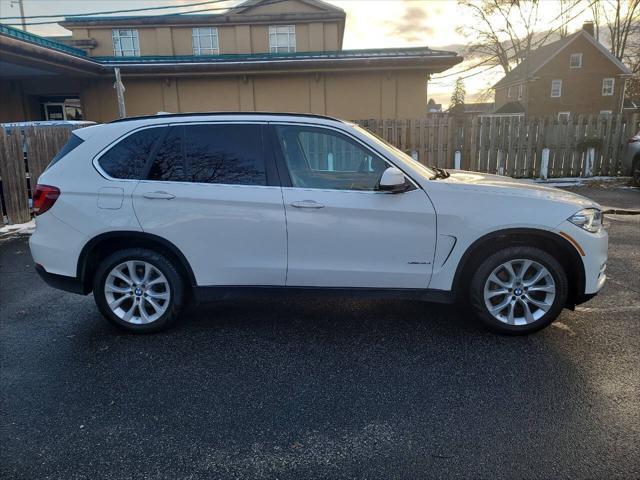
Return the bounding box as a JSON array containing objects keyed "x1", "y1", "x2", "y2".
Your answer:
[
  {"x1": 272, "y1": 124, "x2": 437, "y2": 289},
  {"x1": 132, "y1": 123, "x2": 287, "y2": 286}
]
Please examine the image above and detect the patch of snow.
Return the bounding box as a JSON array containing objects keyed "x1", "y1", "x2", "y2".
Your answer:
[
  {"x1": 0, "y1": 219, "x2": 35, "y2": 238},
  {"x1": 527, "y1": 176, "x2": 633, "y2": 187}
]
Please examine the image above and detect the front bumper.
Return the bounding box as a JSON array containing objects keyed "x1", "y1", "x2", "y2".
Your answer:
[{"x1": 557, "y1": 220, "x2": 608, "y2": 295}]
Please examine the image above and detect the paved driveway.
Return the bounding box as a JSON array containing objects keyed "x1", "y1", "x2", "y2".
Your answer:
[{"x1": 1, "y1": 213, "x2": 639, "y2": 479}]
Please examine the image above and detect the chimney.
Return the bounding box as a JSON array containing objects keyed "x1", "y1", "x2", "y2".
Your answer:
[{"x1": 583, "y1": 21, "x2": 595, "y2": 36}]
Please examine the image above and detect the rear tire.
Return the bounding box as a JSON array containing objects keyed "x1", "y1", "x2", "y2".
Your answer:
[
  {"x1": 93, "y1": 248, "x2": 184, "y2": 333},
  {"x1": 469, "y1": 246, "x2": 568, "y2": 335}
]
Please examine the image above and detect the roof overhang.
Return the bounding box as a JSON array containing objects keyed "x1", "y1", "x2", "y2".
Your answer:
[
  {"x1": 0, "y1": 33, "x2": 104, "y2": 78},
  {"x1": 94, "y1": 49, "x2": 462, "y2": 76}
]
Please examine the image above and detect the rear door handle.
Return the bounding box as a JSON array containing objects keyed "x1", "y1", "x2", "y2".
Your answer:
[
  {"x1": 291, "y1": 200, "x2": 325, "y2": 209},
  {"x1": 142, "y1": 191, "x2": 175, "y2": 200}
]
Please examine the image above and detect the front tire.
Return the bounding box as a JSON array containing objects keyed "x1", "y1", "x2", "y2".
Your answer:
[
  {"x1": 469, "y1": 246, "x2": 568, "y2": 335},
  {"x1": 93, "y1": 248, "x2": 184, "y2": 333}
]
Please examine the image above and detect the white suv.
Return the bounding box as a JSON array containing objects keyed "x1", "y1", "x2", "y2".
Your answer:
[{"x1": 29, "y1": 113, "x2": 608, "y2": 334}]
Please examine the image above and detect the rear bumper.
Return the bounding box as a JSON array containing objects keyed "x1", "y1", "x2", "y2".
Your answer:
[{"x1": 35, "y1": 264, "x2": 86, "y2": 295}]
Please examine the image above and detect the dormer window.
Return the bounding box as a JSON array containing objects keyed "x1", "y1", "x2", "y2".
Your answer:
[
  {"x1": 192, "y1": 27, "x2": 219, "y2": 55},
  {"x1": 570, "y1": 53, "x2": 583, "y2": 69},
  {"x1": 112, "y1": 29, "x2": 140, "y2": 56},
  {"x1": 269, "y1": 25, "x2": 296, "y2": 53}
]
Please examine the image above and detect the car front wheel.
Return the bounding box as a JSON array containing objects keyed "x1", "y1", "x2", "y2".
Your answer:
[
  {"x1": 469, "y1": 246, "x2": 568, "y2": 334},
  {"x1": 93, "y1": 248, "x2": 184, "y2": 333}
]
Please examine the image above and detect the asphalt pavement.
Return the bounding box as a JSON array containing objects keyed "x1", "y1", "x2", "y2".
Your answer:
[{"x1": 1, "y1": 190, "x2": 639, "y2": 479}]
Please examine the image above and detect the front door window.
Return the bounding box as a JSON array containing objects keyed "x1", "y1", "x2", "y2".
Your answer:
[{"x1": 274, "y1": 125, "x2": 389, "y2": 191}]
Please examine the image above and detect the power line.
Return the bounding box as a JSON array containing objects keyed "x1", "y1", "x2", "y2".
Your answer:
[
  {"x1": 0, "y1": 0, "x2": 229, "y2": 20},
  {"x1": 1, "y1": 0, "x2": 292, "y2": 27}
]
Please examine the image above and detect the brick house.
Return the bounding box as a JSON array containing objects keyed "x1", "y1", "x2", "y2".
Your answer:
[{"x1": 493, "y1": 22, "x2": 631, "y2": 119}]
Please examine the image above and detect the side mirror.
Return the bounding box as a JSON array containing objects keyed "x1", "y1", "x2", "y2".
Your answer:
[{"x1": 379, "y1": 167, "x2": 409, "y2": 193}]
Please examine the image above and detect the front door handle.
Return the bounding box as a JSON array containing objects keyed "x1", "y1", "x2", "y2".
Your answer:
[
  {"x1": 142, "y1": 191, "x2": 175, "y2": 200},
  {"x1": 291, "y1": 200, "x2": 325, "y2": 209}
]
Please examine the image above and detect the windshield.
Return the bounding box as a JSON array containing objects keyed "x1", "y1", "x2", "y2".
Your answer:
[{"x1": 352, "y1": 124, "x2": 436, "y2": 178}]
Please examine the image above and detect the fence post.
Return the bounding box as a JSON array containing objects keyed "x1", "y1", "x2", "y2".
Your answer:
[
  {"x1": 584, "y1": 147, "x2": 595, "y2": 177},
  {"x1": 497, "y1": 150, "x2": 504, "y2": 175},
  {"x1": 540, "y1": 148, "x2": 550, "y2": 180},
  {"x1": 454, "y1": 150, "x2": 461, "y2": 170}
]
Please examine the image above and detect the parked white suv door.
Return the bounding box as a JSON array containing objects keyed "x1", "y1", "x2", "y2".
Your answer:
[
  {"x1": 272, "y1": 124, "x2": 437, "y2": 288},
  {"x1": 131, "y1": 123, "x2": 287, "y2": 286}
]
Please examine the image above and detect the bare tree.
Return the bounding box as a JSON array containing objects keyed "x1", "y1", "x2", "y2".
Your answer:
[
  {"x1": 457, "y1": 0, "x2": 581, "y2": 74},
  {"x1": 592, "y1": 0, "x2": 640, "y2": 102}
]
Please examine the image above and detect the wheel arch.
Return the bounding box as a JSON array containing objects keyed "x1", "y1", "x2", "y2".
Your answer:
[
  {"x1": 77, "y1": 231, "x2": 196, "y2": 294},
  {"x1": 452, "y1": 228, "x2": 585, "y2": 307}
]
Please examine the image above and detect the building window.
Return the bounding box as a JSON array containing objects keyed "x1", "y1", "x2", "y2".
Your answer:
[
  {"x1": 551, "y1": 79, "x2": 562, "y2": 98},
  {"x1": 602, "y1": 78, "x2": 614, "y2": 96},
  {"x1": 112, "y1": 29, "x2": 140, "y2": 56},
  {"x1": 570, "y1": 53, "x2": 583, "y2": 69},
  {"x1": 599, "y1": 110, "x2": 612, "y2": 116},
  {"x1": 269, "y1": 25, "x2": 296, "y2": 53},
  {"x1": 192, "y1": 27, "x2": 219, "y2": 55},
  {"x1": 517, "y1": 84, "x2": 523, "y2": 100},
  {"x1": 558, "y1": 112, "x2": 571, "y2": 122}
]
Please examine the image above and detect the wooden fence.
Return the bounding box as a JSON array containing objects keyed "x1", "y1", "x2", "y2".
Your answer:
[
  {"x1": 355, "y1": 113, "x2": 639, "y2": 178},
  {"x1": 0, "y1": 126, "x2": 77, "y2": 225},
  {"x1": 1, "y1": 114, "x2": 638, "y2": 225}
]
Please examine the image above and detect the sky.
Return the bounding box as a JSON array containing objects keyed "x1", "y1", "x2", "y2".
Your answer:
[{"x1": 0, "y1": 0, "x2": 598, "y2": 105}]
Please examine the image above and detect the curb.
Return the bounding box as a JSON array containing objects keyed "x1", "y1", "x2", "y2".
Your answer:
[{"x1": 603, "y1": 208, "x2": 640, "y2": 215}]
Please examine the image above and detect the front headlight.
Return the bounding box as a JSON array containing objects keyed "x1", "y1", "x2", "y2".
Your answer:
[{"x1": 568, "y1": 208, "x2": 603, "y2": 233}]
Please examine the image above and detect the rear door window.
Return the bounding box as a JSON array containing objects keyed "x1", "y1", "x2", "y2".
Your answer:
[
  {"x1": 98, "y1": 127, "x2": 164, "y2": 179},
  {"x1": 147, "y1": 126, "x2": 186, "y2": 182},
  {"x1": 184, "y1": 124, "x2": 266, "y2": 185}
]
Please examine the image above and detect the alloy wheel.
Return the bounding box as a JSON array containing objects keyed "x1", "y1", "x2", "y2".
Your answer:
[
  {"x1": 483, "y1": 258, "x2": 556, "y2": 326},
  {"x1": 104, "y1": 260, "x2": 171, "y2": 324}
]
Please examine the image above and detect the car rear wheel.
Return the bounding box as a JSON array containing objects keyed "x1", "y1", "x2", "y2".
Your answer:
[
  {"x1": 469, "y1": 246, "x2": 568, "y2": 334},
  {"x1": 94, "y1": 248, "x2": 184, "y2": 333}
]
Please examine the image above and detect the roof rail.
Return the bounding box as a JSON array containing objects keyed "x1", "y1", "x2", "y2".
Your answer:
[{"x1": 109, "y1": 111, "x2": 345, "y2": 124}]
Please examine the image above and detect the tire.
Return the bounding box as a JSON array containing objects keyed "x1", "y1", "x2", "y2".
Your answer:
[
  {"x1": 93, "y1": 248, "x2": 184, "y2": 333},
  {"x1": 469, "y1": 246, "x2": 568, "y2": 335}
]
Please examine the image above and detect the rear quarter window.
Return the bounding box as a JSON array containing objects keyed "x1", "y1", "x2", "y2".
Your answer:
[
  {"x1": 98, "y1": 127, "x2": 164, "y2": 179},
  {"x1": 49, "y1": 133, "x2": 84, "y2": 168}
]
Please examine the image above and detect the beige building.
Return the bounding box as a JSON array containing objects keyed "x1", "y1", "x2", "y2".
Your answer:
[{"x1": 0, "y1": 0, "x2": 461, "y2": 123}]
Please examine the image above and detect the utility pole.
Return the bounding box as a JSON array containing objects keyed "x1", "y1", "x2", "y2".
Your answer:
[
  {"x1": 10, "y1": 0, "x2": 27, "y2": 31},
  {"x1": 113, "y1": 68, "x2": 127, "y2": 119}
]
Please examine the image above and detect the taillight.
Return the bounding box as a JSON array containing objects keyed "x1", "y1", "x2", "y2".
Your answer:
[{"x1": 32, "y1": 184, "x2": 60, "y2": 216}]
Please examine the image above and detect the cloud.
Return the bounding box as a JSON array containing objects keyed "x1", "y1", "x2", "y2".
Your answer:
[{"x1": 388, "y1": 2, "x2": 434, "y2": 42}]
